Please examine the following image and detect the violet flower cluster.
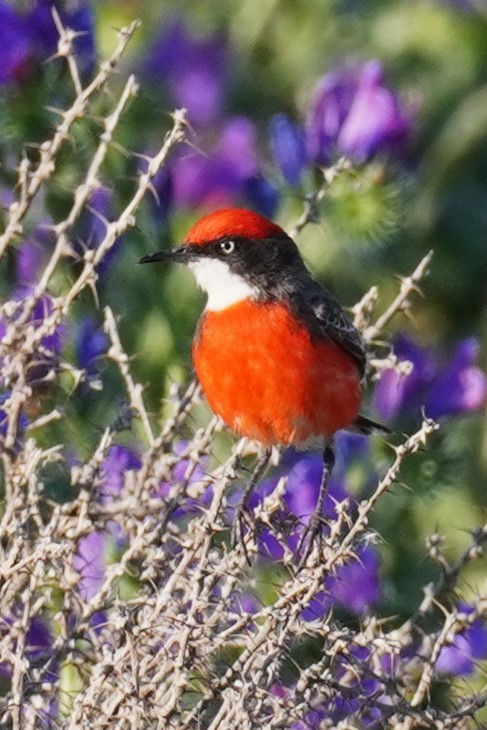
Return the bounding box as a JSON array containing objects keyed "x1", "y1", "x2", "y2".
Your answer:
[
  {"x1": 375, "y1": 334, "x2": 487, "y2": 423},
  {"x1": 143, "y1": 19, "x2": 412, "y2": 217},
  {"x1": 0, "y1": 0, "x2": 95, "y2": 84},
  {"x1": 271, "y1": 59, "x2": 411, "y2": 188}
]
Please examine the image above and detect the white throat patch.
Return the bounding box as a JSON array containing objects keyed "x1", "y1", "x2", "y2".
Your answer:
[{"x1": 189, "y1": 258, "x2": 258, "y2": 311}]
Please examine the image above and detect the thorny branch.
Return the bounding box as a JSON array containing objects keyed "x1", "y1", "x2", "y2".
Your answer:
[
  {"x1": 357, "y1": 248, "x2": 434, "y2": 343},
  {"x1": 0, "y1": 17, "x2": 141, "y2": 258}
]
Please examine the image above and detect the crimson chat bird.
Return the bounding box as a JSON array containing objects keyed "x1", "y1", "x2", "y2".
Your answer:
[{"x1": 140, "y1": 207, "x2": 384, "y2": 561}]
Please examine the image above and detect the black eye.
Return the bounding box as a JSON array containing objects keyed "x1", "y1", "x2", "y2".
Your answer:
[{"x1": 219, "y1": 240, "x2": 235, "y2": 255}]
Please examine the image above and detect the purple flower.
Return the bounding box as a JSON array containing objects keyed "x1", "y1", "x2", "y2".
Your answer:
[
  {"x1": 26, "y1": 616, "x2": 54, "y2": 664},
  {"x1": 307, "y1": 69, "x2": 355, "y2": 165},
  {"x1": 323, "y1": 645, "x2": 387, "y2": 726},
  {"x1": 285, "y1": 645, "x2": 387, "y2": 727},
  {"x1": 73, "y1": 530, "x2": 106, "y2": 600},
  {"x1": 375, "y1": 334, "x2": 435, "y2": 421},
  {"x1": 0, "y1": 614, "x2": 56, "y2": 684},
  {"x1": 74, "y1": 446, "x2": 141, "y2": 605},
  {"x1": 144, "y1": 19, "x2": 228, "y2": 128},
  {"x1": 100, "y1": 445, "x2": 141, "y2": 503},
  {"x1": 270, "y1": 114, "x2": 306, "y2": 186},
  {"x1": 306, "y1": 60, "x2": 411, "y2": 164},
  {"x1": 243, "y1": 174, "x2": 280, "y2": 219},
  {"x1": 75, "y1": 316, "x2": 108, "y2": 375},
  {"x1": 0, "y1": 1, "x2": 96, "y2": 86},
  {"x1": 300, "y1": 547, "x2": 381, "y2": 621},
  {"x1": 0, "y1": 3, "x2": 31, "y2": 85},
  {"x1": 157, "y1": 441, "x2": 210, "y2": 520},
  {"x1": 16, "y1": 225, "x2": 53, "y2": 285},
  {"x1": 16, "y1": 240, "x2": 44, "y2": 286},
  {"x1": 436, "y1": 604, "x2": 487, "y2": 675},
  {"x1": 375, "y1": 334, "x2": 487, "y2": 422},
  {"x1": 230, "y1": 592, "x2": 261, "y2": 616},
  {"x1": 282, "y1": 644, "x2": 417, "y2": 728},
  {"x1": 326, "y1": 546, "x2": 381, "y2": 614},
  {"x1": 425, "y1": 339, "x2": 487, "y2": 418},
  {"x1": 338, "y1": 61, "x2": 411, "y2": 162},
  {"x1": 282, "y1": 451, "x2": 349, "y2": 524},
  {"x1": 172, "y1": 117, "x2": 263, "y2": 209}
]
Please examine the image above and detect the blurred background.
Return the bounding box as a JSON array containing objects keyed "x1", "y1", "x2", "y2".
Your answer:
[{"x1": 2, "y1": 0, "x2": 487, "y2": 687}]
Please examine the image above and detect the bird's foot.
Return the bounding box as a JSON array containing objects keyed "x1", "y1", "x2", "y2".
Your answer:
[
  {"x1": 231, "y1": 498, "x2": 255, "y2": 565},
  {"x1": 296, "y1": 441, "x2": 335, "y2": 569},
  {"x1": 296, "y1": 512, "x2": 326, "y2": 568},
  {"x1": 230, "y1": 447, "x2": 273, "y2": 565}
]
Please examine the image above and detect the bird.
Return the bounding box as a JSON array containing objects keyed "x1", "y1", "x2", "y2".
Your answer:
[{"x1": 140, "y1": 207, "x2": 384, "y2": 562}]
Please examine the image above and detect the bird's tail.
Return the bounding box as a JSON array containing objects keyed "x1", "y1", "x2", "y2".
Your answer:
[{"x1": 354, "y1": 414, "x2": 391, "y2": 435}]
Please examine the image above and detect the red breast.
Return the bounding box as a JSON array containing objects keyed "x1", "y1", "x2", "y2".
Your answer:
[{"x1": 193, "y1": 298, "x2": 361, "y2": 446}]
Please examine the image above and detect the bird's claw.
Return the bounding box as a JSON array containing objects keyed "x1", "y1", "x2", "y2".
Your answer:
[
  {"x1": 296, "y1": 513, "x2": 325, "y2": 569},
  {"x1": 231, "y1": 500, "x2": 254, "y2": 565}
]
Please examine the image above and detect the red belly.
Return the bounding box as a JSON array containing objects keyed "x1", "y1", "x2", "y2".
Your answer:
[{"x1": 193, "y1": 299, "x2": 361, "y2": 446}]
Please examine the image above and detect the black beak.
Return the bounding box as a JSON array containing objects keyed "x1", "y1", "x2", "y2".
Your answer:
[{"x1": 139, "y1": 246, "x2": 190, "y2": 265}]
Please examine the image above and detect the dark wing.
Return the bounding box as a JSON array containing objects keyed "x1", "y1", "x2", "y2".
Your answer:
[{"x1": 290, "y1": 282, "x2": 366, "y2": 378}]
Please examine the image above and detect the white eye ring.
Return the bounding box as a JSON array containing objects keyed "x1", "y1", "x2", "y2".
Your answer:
[{"x1": 219, "y1": 240, "x2": 235, "y2": 254}]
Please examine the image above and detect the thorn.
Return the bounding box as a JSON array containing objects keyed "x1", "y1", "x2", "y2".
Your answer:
[
  {"x1": 146, "y1": 181, "x2": 160, "y2": 207},
  {"x1": 109, "y1": 140, "x2": 132, "y2": 159},
  {"x1": 44, "y1": 105, "x2": 66, "y2": 118}
]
